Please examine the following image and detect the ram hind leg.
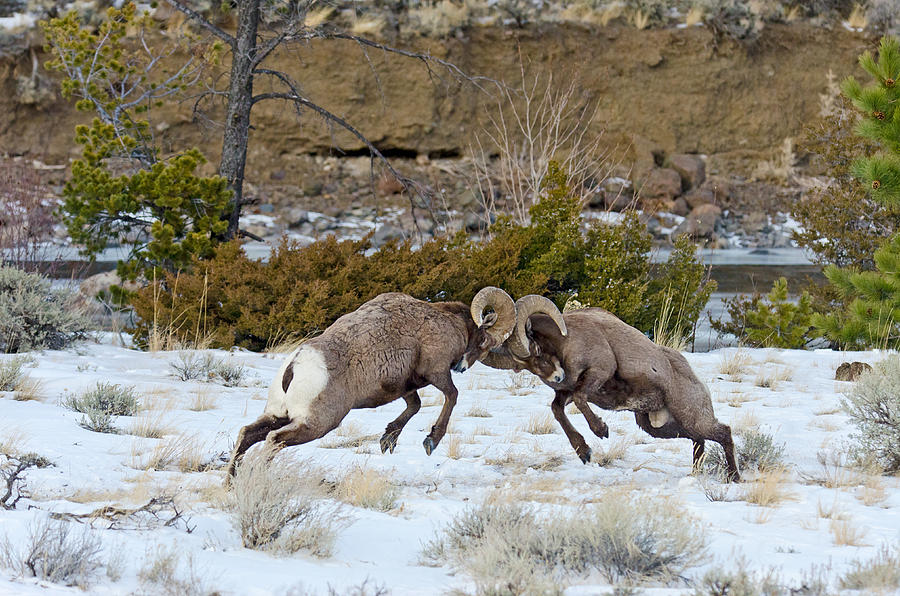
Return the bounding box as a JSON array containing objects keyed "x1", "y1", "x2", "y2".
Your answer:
[
  {"x1": 380, "y1": 390, "x2": 422, "y2": 454},
  {"x1": 551, "y1": 392, "x2": 592, "y2": 464},
  {"x1": 660, "y1": 413, "x2": 740, "y2": 483},
  {"x1": 226, "y1": 413, "x2": 291, "y2": 482}
]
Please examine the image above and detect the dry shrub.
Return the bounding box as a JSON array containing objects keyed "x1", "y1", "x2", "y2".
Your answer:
[
  {"x1": 138, "y1": 544, "x2": 210, "y2": 596},
  {"x1": 0, "y1": 160, "x2": 57, "y2": 271},
  {"x1": 840, "y1": 544, "x2": 900, "y2": 591},
  {"x1": 423, "y1": 494, "x2": 706, "y2": 591},
  {"x1": 226, "y1": 446, "x2": 344, "y2": 556},
  {"x1": 0, "y1": 355, "x2": 29, "y2": 391},
  {"x1": 504, "y1": 370, "x2": 542, "y2": 396},
  {"x1": 0, "y1": 518, "x2": 103, "y2": 587},
  {"x1": 692, "y1": 559, "x2": 791, "y2": 596},
  {"x1": 0, "y1": 266, "x2": 91, "y2": 353},
  {"x1": 334, "y1": 464, "x2": 398, "y2": 512},
  {"x1": 704, "y1": 428, "x2": 784, "y2": 477}
]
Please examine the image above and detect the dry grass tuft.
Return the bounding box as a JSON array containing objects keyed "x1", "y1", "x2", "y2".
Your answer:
[
  {"x1": 684, "y1": 5, "x2": 704, "y2": 26},
  {"x1": 840, "y1": 544, "x2": 900, "y2": 590},
  {"x1": 521, "y1": 412, "x2": 557, "y2": 435},
  {"x1": 444, "y1": 433, "x2": 463, "y2": 460},
  {"x1": 844, "y1": 3, "x2": 867, "y2": 29},
  {"x1": 830, "y1": 518, "x2": 868, "y2": 546},
  {"x1": 592, "y1": 436, "x2": 632, "y2": 467},
  {"x1": 473, "y1": 424, "x2": 496, "y2": 436},
  {"x1": 464, "y1": 403, "x2": 492, "y2": 418},
  {"x1": 333, "y1": 464, "x2": 398, "y2": 512},
  {"x1": 138, "y1": 544, "x2": 209, "y2": 596},
  {"x1": 719, "y1": 350, "x2": 752, "y2": 381},
  {"x1": 741, "y1": 469, "x2": 795, "y2": 507},
  {"x1": 128, "y1": 410, "x2": 174, "y2": 439},
  {"x1": 12, "y1": 375, "x2": 42, "y2": 401},
  {"x1": 189, "y1": 388, "x2": 217, "y2": 412},
  {"x1": 135, "y1": 434, "x2": 212, "y2": 473}
]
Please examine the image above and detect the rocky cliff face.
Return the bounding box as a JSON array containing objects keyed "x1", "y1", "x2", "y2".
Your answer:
[
  {"x1": 0, "y1": 20, "x2": 874, "y2": 248},
  {"x1": 2, "y1": 22, "x2": 870, "y2": 169}
]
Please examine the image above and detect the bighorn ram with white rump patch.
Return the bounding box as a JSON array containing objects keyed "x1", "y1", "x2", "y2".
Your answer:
[
  {"x1": 471, "y1": 289, "x2": 739, "y2": 482},
  {"x1": 226, "y1": 288, "x2": 562, "y2": 479}
]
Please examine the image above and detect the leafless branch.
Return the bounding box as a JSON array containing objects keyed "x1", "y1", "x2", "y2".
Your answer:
[
  {"x1": 50, "y1": 496, "x2": 195, "y2": 532},
  {"x1": 312, "y1": 30, "x2": 496, "y2": 94},
  {"x1": 253, "y1": 68, "x2": 436, "y2": 232},
  {"x1": 161, "y1": 0, "x2": 236, "y2": 48}
]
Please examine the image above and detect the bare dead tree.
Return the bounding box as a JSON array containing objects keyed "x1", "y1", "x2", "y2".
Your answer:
[{"x1": 164, "y1": 0, "x2": 489, "y2": 239}]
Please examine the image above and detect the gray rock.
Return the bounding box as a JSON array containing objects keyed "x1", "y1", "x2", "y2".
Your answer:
[
  {"x1": 674, "y1": 204, "x2": 721, "y2": 239},
  {"x1": 372, "y1": 224, "x2": 405, "y2": 247},
  {"x1": 669, "y1": 154, "x2": 706, "y2": 190},
  {"x1": 638, "y1": 167, "x2": 682, "y2": 201},
  {"x1": 683, "y1": 188, "x2": 716, "y2": 210},
  {"x1": 671, "y1": 197, "x2": 690, "y2": 217}
]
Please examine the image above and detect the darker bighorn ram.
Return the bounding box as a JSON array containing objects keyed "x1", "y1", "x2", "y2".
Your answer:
[
  {"x1": 478, "y1": 291, "x2": 740, "y2": 482},
  {"x1": 226, "y1": 288, "x2": 521, "y2": 479}
]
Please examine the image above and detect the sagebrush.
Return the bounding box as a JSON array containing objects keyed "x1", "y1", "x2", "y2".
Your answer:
[
  {"x1": 0, "y1": 266, "x2": 91, "y2": 353},
  {"x1": 0, "y1": 518, "x2": 104, "y2": 587},
  {"x1": 842, "y1": 355, "x2": 900, "y2": 472},
  {"x1": 423, "y1": 494, "x2": 707, "y2": 592},
  {"x1": 227, "y1": 447, "x2": 345, "y2": 556}
]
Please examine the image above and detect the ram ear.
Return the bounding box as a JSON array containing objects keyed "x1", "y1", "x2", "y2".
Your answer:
[{"x1": 482, "y1": 312, "x2": 499, "y2": 328}]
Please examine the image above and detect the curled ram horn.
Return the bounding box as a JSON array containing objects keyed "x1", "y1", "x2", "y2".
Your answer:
[
  {"x1": 470, "y1": 286, "x2": 517, "y2": 344},
  {"x1": 508, "y1": 295, "x2": 567, "y2": 358}
]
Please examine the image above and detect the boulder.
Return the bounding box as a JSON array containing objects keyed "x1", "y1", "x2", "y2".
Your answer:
[
  {"x1": 372, "y1": 224, "x2": 405, "y2": 247},
  {"x1": 674, "y1": 204, "x2": 722, "y2": 239},
  {"x1": 700, "y1": 176, "x2": 733, "y2": 203},
  {"x1": 604, "y1": 191, "x2": 633, "y2": 211},
  {"x1": 638, "y1": 167, "x2": 682, "y2": 201},
  {"x1": 671, "y1": 197, "x2": 690, "y2": 217},
  {"x1": 669, "y1": 154, "x2": 706, "y2": 190},
  {"x1": 683, "y1": 188, "x2": 716, "y2": 210},
  {"x1": 835, "y1": 361, "x2": 873, "y2": 382}
]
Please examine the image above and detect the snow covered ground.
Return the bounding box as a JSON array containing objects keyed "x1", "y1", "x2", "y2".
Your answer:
[{"x1": 0, "y1": 339, "x2": 897, "y2": 595}]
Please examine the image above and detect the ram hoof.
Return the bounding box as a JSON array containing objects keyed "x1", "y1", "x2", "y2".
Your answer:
[
  {"x1": 380, "y1": 431, "x2": 399, "y2": 454},
  {"x1": 423, "y1": 436, "x2": 436, "y2": 456}
]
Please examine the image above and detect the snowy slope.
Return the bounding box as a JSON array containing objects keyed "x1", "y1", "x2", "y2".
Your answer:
[{"x1": 0, "y1": 339, "x2": 897, "y2": 594}]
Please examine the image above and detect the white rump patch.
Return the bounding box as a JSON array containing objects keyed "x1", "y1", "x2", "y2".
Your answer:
[
  {"x1": 264, "y1": 346, "x2": 329, "y2": 420},
  {"x1": 649, "y1": 408, "x2": 670, "y2": 428}
]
